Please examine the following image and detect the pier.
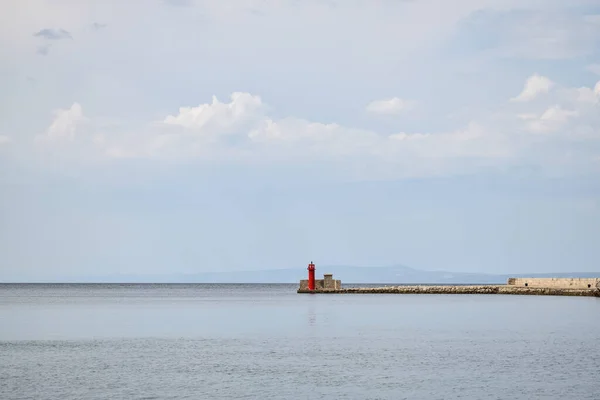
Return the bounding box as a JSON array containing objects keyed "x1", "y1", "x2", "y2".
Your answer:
[{"x1": 297, "y1": 263, "x2": 600, "y2": 297}]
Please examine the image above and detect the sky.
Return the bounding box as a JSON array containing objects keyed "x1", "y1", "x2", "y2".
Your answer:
[{"x1": 1, "y1": 0, "x2": 600, "y2": 281}]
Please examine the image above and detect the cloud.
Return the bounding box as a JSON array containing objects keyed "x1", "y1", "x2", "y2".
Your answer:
[
  {"x1": 41, "y1": 103, "x2": 87, "y2": 141},
  {"x1": 163, "y1": 92, "x2": 264, "y2": 131},
  {"x1": 92, "y1": 23, "x2": 107, "y2": 30},
  {"x1": 28, "y1": 75, "x2": 600, "y2": 179},
  {"x1": 511, "y1": 74, "x2": 554, "y2": 102},
  {"x1": 247, "y1": 119, "x2": 510, "y2": 161},
  {"x1": 524, "y1": 106, "x2": 580, "y2": 134},
  {"x1": 574, "y1": 86, "x2": 598, "y2": 104},
  {"x1": 42, "y1": 92, "x2": 512, "y2": 175},
  {"x1": 514, "y1": 77, "x2": 600, "y2": 137},
  {"x1": 0, "y1": 136, "x2": 11, "y2": 145},
  {"x1": 33, "y1": 28, "x2": 72, "y2": 40},
  {"x1": 366, "y1": 97, "x2": 415, "y2": 115},
  {"x1": 247, "y1": 118, "x2": 381, "y2": 158}
]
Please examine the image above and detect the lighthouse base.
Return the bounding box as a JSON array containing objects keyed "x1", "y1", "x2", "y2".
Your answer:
[{"x1": 298, "y1": 274, "x2": 341, "y2": 292}]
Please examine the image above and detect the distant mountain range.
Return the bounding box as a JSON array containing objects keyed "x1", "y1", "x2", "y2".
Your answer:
[{"x1": 38, "y1": 265, "x2": 600, "y2": 284}]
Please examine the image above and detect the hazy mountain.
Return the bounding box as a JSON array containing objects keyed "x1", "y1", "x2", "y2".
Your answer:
[
  {"x1": 29, "y1": 265, "x2": 600, "y2": 284},
  {"x1": 169, "y1": 265, "x2": 599, "y2": 284}
]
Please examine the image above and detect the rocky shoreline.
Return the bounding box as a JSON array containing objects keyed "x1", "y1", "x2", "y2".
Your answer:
[{"x1": 297, "y1": 284, "x2": 600, "y2": 297}]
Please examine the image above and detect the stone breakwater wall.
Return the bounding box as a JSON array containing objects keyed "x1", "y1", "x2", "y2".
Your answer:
[
  {"x1": 507, "y1": 277, "x2": 600, "y2": 289},
  {"x1": 297, "y1": 285, "x2": 600, "y2": 297}
]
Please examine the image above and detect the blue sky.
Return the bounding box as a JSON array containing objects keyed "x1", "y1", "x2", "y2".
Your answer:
[{"x1": 1, "y1": 0, "x2": 600, "y2": 281}]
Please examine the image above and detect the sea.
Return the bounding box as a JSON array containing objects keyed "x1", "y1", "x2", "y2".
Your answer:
[{"x1": 1, "y1": 283, "x2": 599, "y2": 400}]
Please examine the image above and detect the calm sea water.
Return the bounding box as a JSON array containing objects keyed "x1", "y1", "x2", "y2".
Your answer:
[{"x1": 1, "y1": 283, "x2": 599, "y2": 399}]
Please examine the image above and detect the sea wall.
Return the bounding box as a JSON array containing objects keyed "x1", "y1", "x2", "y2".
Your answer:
[
  {"x1": 297, "y1": 275, "x2": 600, "y2": 296},
  {"x1": 297, "y1": 284, "x2": 600, "y2": 297},
  {"x1": 507, "y1": 277, "x2": 600, "y2": 289}
]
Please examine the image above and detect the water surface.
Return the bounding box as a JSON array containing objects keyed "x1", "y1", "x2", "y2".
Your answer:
[{"x1": 1, "y1": 284, "x2": 599, "y2": 399}]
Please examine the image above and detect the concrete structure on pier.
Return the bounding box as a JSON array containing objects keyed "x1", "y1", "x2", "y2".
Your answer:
[
  {"x1": 299, "y1": 273, "x2": 341, "y2": 292},
  {"x1": 507, "y1": 277, "x2": 600, "y2": 289}
]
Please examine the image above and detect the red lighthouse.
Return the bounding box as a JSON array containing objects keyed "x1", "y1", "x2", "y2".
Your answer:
[{"x1": 307, "y1": 261, "x2": 316, "y2": 291}]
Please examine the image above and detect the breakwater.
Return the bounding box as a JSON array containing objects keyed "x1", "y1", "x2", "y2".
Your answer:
[
  {"x1": 297, "y1": 275, "x2": 600, "y2": 297},
  {"x1": 297, "y1": 284, "x2": 600, "y2": 297}
]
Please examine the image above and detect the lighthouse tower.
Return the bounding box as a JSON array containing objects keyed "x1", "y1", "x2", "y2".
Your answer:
[{"x1": 307, "y1": 261, "x2": 316, "y2": 291}]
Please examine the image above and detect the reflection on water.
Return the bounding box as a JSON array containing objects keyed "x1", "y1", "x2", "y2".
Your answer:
[{"x1": 307, "y1": 295, "x2": 317, "y2": 326}]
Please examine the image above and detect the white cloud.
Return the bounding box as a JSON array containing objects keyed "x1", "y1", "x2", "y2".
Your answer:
[
  {"x1": 43, "y1": 103, "x2": 86, "y2": 140},
  {"x1": 0, "y1": 135, "x2": 11, "y2": 145},
  {"x1": 388, "y1": 122, "x2": 512, "y2": 159},
  {"x1": 366, "y1": 97, "x2": 415, "y2": 115},
  {"x1": 248, "y1": 118, "x2": 380, "y2": 160},
  {"x1": 512, "y1": 76, "x2": 599, "y2": 138},
  {"x1": 575, "y1": 86, "x2": 598, "y2": 104},
  {"x1": 41, "y1": 97, "x2": 516, "y2": 179},
  {"x1": 26, "y1": 76, "x2": 600, "y2": 179},
  {"x1": 163, "y1": 92, "x2": 264, "y2": 131},
  {"x1": 511, "y1": 74, "x2": 554, "y2": 102},
  {"x1": 524, "y1": 106, "x2": 579, "y2": 134}
]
